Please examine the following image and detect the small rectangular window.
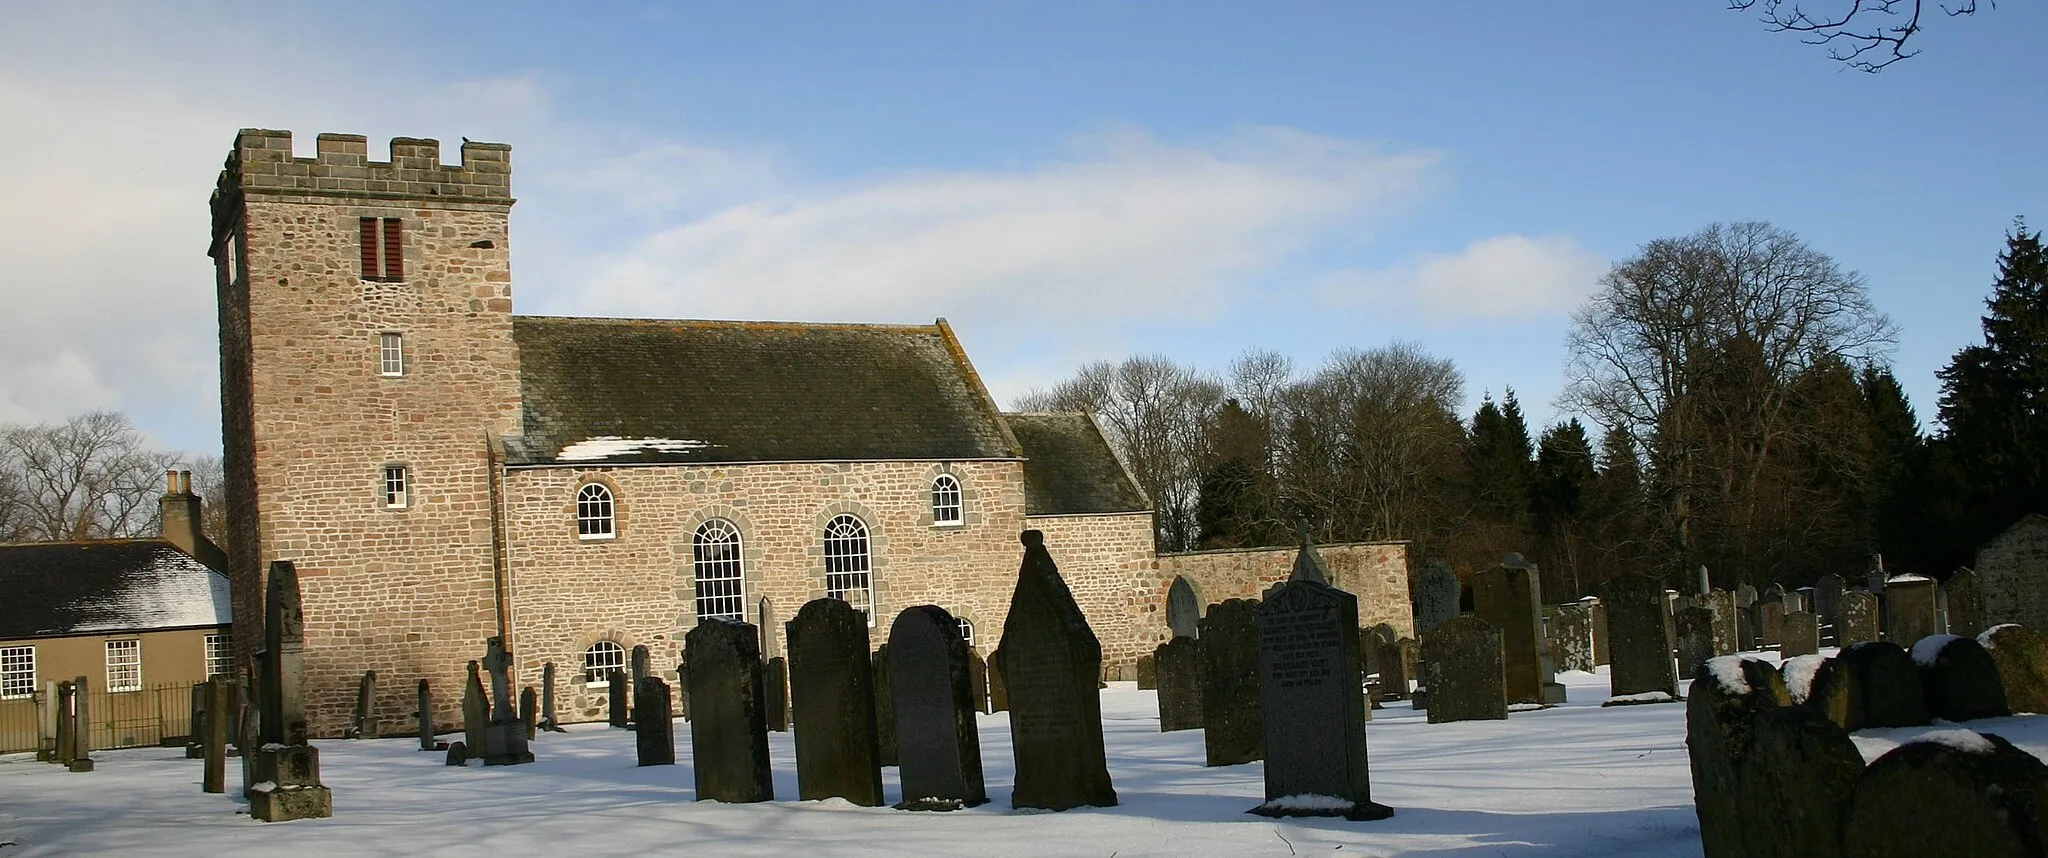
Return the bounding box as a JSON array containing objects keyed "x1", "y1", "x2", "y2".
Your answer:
[
  {"x1": 222, "y1": 233, "x2": 240, "y2": 285},
  {"x1": 105, "y1": 639, "x2": 140, "y2": 692},
  {"x1": 359, "y1": 217, "x2": 404, "y2": 281},
  {"x1": 384, "y1": 465, "x2": 410, "y2": 509},
  {"x1": 379, "y1": 333, "x2": 404, "y2": 376},
  {"x1": 1, "y1": 646, "x2": 34, "y2": 699},
  {"x1": 204, "y1": 634, "x2": 233, "y2": 677}
]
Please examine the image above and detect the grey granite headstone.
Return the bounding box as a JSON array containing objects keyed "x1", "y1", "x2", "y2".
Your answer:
[
  {"x1": 1421, "y1": 616, "x2": 1506, "y2": 723},
  {"x1": 1884, "y1": 576, "x2": 1941, "y2": 645},
  {"x1": 416, "y1": 679, "x2": 435, "y2": 751},
  {"x1": 1413, "y1": 562, "x2": 1460, "y2": 636},
  {"x1": 1916, "y1": 635, "x2": 2008, "y2": 721},
  {"x1": 1981, "y1": 624, "x2": 2048, "y2": 714},
  {"x1": 607, "y1": 669, "x2": 628, "y2": 728},
  {"x1": 1703, "y1": 589, "x2": 1739, "y2": 656},
  {"x1": 1840, "y1": 641, "x2": 1931, "y2": 730},
  {"x1": 787, "y1": 597, "x2": 884, "y2": 806},
  {"x1": 352, "y1": 671, "x2": 377, "y2": 739},
  {"x1": 1943, "y1": 569, "x2": 1986, "y2": 639},
  {"x1": 871, "y1": 645, "x2": 897, "y2": 766},
  {"x1": 889, "y1": 605, "x2": 987, "y2": 811},
  {"x1": 1474, "y1": 555, "x2": 1558, "y2": 704},
  {"x1": 1548, "y1": 602, "x2": 1595, "y2": 672},
  {"x1": 1600, "y1": 574, "x2": 1678, "y2": 703},
  {"x1": 1199, "y1": 598, "x2": 1263, "y2": 766},
  {"x1": 1780, "y1": 612, "x2": 1820, "y2": 658},
  {"x1": 1249, "y1": 563, "x2": 1392, "y2": 821},
  {"x1": 765, "y1": 657, "x2": 790, "y2": 732},
  {"x1": 1166, "y1": 576, "x2": 1203, "y2": 640},
  {"x1": 993, "y1": 531, "x2": 1116, "y2": 810},
  {"x1": 1838, "y1": 589, "x2": 1879, "y2": 647},
  {"x1": 685, "y1": 618, "x2": 773, "y2": 803},
  {"x1": 634, "y1": 676, "x2": 675, "y2": 766},
  {"x1": 1675, "y1": 606, "x2": 1717, "y2": 682},
  {"x1": 1155, "y1": 636, "x2": 1203, "y2": 731},
  {"x1": 1843, "y1": 734, "x2": 2048, "y2": 858}
]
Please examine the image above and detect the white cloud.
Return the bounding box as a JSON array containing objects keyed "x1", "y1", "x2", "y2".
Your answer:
[{"x1": 1320, "y1": 234, "x2": 1606, "y2": 321}]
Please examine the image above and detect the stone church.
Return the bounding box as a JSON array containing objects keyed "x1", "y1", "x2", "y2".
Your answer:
[{"x1": 209, "y1": 129, "x2": 1412, "y2": 735}]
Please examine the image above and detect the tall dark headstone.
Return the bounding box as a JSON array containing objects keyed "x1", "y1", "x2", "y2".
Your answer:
[
  {"x1": 606, "y1": 670, "x2": 629, "y2": 728},
  {"x1": 889, "y1": 605, "x2": 988, "y2": 811},
  {"x1": 1684, "y1": 655, "x2": 1791, "y2": 858},
  {"x1": 1843, "y1": 734, "x2": 2048, "y2": 858},
  {"x1": 1780, "y1": 612, "x2": 1820, "y2": 659},
  {"x1": 871, "y1": 645, "x2": 898, "y2": 766},
  {"x1": 202, "y1": 678, "x2": 230, "y2": 794},
  {"x1": 675, "y1": 658, "x2": 690, "y2": 720},
  {"x1": 1368, "y1": 624, "x2": 1409, "y2": 699},
  {"x1": 1166, "y1": 576, "x2": 1203, "y2": 640},
  {"x1": 1600, "y1": 574, "x2": 1679, "y2": 703},
  {"x1": 1548, "y1": 602, "x2": 1595, "y2": 673},
  {"x1": 1134, "y1": 654, "x2": 1156, "y2": 690},
  {"x1": 415, "y1": 679, "x2": 435, "y2": 751},
  {"x1": 1884, "y1": 576, "x2": 1941, "y2": 645},
  {"x1": 1154, "y1": 636, "x2": 1203, "y2": 731},
  {"x1": 967, "y1": 648, "x2": 991, "y2": 713},
  {"x1": 1981, "y1": 624, "x2": 2048, "y2": 714},
  {"x1": 765, "y1": 657, "x2": 790, "y2": 732},
  {"x1": 54, "y1": 681, "x2": 77, "y2": 769},
  {"x1": 1421, "y1": 616, "x2": 1506, "y2": 723},
  {"x1": 539, "y1": 662, "x2": 564, "y2": 731},
  {"x1": 1199, "y1": 598, "x2": 1263, "y2": 766},
  {"x1": 1943, "y1": 569, "x2": 1986, "y2": 638},
  {"x1": 352, "y1": 671, "x2": 377, "y2": 739},
  {"x1": 1413, "y1": 562, "x2": 1460, "y2": 636},
  {"x1": 1916, "y1": 635, "x2": 2009, "y2": 722},
  {"x1": 1813, "y1": 573, "x2": 1846, "y2": 631},
  {"x1": 480, "y1": 637, "x2": 533, "y2": 765},
  {"x1": 519, "y1": 687, "x2": 537, "y2": 742},
  {"x1": 1757, "y1": 601, "x2": 1785, "y2": 649},
  {"x1": 462, "y1": 661, "x2": 488, "y2": 754},
  {"x1": 1675, "y1": 606, "x2": 1717, "y2": 682},
  {"x1": 993, "y1": 531, "x2": 1117, "y2": 810},
  {"x1": 634, "y1": 676, "x2": 675, "y2": 766},
  {"x1": 1248, "y1": 542, "x2": 1392, "y2": 821},
  {"x1": 186, "y1": 683, "x2": 208, "y2": 759},
  {"x1": 1474, "y1": 555, "x2": 1560, "y2": 704},
  {"x1": 986, "y1": 649, "x2": 1008, "y2": 712},
  {"x1": 1840, "y1": 641, "x2": 1931, "y2": 730},
  {"x1": 248, "y1": 560, "x2": 330, "y2": 821},
  {"x1": 1838, "y1": 589, "x2": 1879, "y2": 647},
  {"x1": 685, "y1": 618, "x2": 773, "y2": 803},
  {"x1": 630, "y1": 644, "x2": 651, "y2": 687},
  {"x1": 786, "y1": 597, "x2": 884, "y2": 806}
]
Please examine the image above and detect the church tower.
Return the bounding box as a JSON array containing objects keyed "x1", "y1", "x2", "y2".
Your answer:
[{"x1": 211, "y1": 131, "x2": 522, "y2": 733}]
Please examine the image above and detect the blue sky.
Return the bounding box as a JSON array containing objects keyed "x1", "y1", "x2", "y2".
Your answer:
[{"x1": 0, "y1": 2, "x2": 2041, "y2": 455}]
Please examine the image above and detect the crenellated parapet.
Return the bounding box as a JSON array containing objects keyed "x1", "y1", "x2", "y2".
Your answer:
[{"x1": 212, "y1": 129, "x2": 511, "y2": 237}]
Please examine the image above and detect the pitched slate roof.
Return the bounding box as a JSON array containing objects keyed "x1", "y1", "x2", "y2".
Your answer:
[
  {"x1": 0, "y1": 540, "x2": 233, "y2": 639},
  {"x1": 506, "y1": 317, "x2": 1022, "y2": 466},
  {"x1": 1004, "y1": 413, "x2": 1150, "y2": 516}
]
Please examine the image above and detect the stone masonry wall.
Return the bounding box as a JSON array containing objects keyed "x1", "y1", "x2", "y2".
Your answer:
[
  {"x1": 1026, "y1": 512, "x2": 1160, "y2": 676},
  {"x1": 1151, "y1": 541, "x2": 1413, "y2": 644},
  {"x1": 1979, "y1": 515, "x2": 2048, "y2": 632}
]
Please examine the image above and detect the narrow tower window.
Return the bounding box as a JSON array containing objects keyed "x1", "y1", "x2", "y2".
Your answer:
[
  {"x1": 359, "y1": 217, "x2": 404, "y2": 281},
  {"x1": 379, "y1": 333, "x2": 404, "y2": 376},
  {"x1": 383, "y1": 465, "x2": 410, "y2": 509}
]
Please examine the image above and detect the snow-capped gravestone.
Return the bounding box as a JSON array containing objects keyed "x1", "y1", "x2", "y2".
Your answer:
[
  {"x1": 1696, "y1": 656, "x2": 1867, "y2": 858},
  {"x1": 1780, "y1": 612, "x2": 1820, "y2": 659},
  {"x1": 1980, "y1": 624, "x2": 2048, "y2": 714},
  {"x1": 890, "y1": 605, "x2": 988, "y2": 811},
  {"x1": 1413, "y1": 562, "x2": 1460, "y2": 636},
  {"x1": 1676, "y1": 606, "x2": 1717, "y2": 681},
  {"x1": 765, "y1": 656, "x2": 790, "y2": 732},
  {"x1": 1943, "y1": 569, "x2": 1986, "y2": 638},
  {"x1": 1703, "y1": 589, "x2": 1739, "y2": 656},
  {"x1": 634, "y1": 676, "x2": 674, "y2": 767},
  {"x1": 1842, "y1": 733, "x2": 2048, "y2": 858},
  {"x1": 1913, "y1": 634, "x2": 2008, "y2": 722},
  {"x1": 1548, "y1": 602, "x2": 1595, "y2": 673},
  {"x1": 1837, "y1": 589, "x2": 1879, "y2": 647},
  {"x1": 686, "y1": 618, "x2": 773, "y2": 803},
  {"x1": 606, "y1": 670, "x2": 628, "y2": 728},
  {"x1": 1421, "y1": 616, "x2": 1506, "y2": 724},
  {"x1": 1600, "y1": 574, "x2": 1678, "y2": 704},
  {"x1": 481, "y1": 637, "x2": 534, "y2": 765},
  {"x1": 967, "y1": 648, "x2": 991, "y2": 714},
  {"x1": 249, "y1": 560, "x2": 331, "y2": 822},
  {"x1": 994, "y1": 531, "x2": 1117, "y2": 810},
  {"x1": 1884, "y1": 575, "x2": 1941, "y2": 645},
  {"x1": 1166, "y1": 575, "x2": 1203, "y2": 640},
  {"x1": 1685, "y1": 656, "x2": 1790, "y2": 858},
  {"x1": 871, "y1": 645, "x2": 898, "y2": 766},
  {"x1": 1155, "y1": 636, "x2": 1203, "y2": 731},
  {"x1": 1474, "y1": 554, "x2": 1561, "y2": 704},
  {"x1": 787, "y1": 597, "x2": 885, "y2": 807},
  {"x1": 1785, "y1": 654, "x2": 1852, "y2": 728},
  {"x1": 1200, "y1": 598, "x2": 1264, "y2": 766},
  {"x1": 1249, "y1": 540, "x2": 1393, "y2": 821},
  {"x1": 1840, "y1": 641, "x2": 1931, "y2": 730}
]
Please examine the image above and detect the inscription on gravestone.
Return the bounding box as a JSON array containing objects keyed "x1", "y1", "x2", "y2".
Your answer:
[
  {"x1": 994, "y1": 531, "x2": 1117, "y2": 811},
  {"x1": 889, "y1": 605, "x2": 987, "y2": 810},
  {"x1": 1250, "y1": 553, "x2": 1393, "y2": 821},
  {"x1": 787, "y1": 597, "x2": 884, "y2": 806}
]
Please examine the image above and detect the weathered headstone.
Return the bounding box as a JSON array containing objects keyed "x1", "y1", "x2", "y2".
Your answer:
[
  {"x1": 1980, "y1": 624, "x2": 2048, "y2": 714},
  {"x1": 993, "y1": 531, "x2": 1116, "y2": 810},
  {"x1": 685, "y1": 618, "x2": 773, "y2": 803},
  {"x1": 1739, "y1": 698, "x2": 1864, "y2": 857},
  {"x1": 889, "y1": 605, "x2": 987, "y2": 811},
  {"x1": 352, "y1": 670, "x2": 377, "y2": 739},
  {"x1": 1548, "y1": 602, "x2": 1595, "y2": 673},
  {"x1": 462, "y1": 661, "x2": 488, "y2": 755},
  {"x1": 1842, "y1": 734, "x2": 2048, "y2": 858},
  {"x1": 1814, "y1": 573, "x2": 1845, "y2": 630},
  {"x1": 69, "y1": 675, "x2": 91, "y2": 771},
  {"x1": 1155, "y1": 636, "x2": 1203, "y2": 731},
  {"x1": 986, "y1": 649, "x2": 1008, "y2": 712},
  {"x1": 444, "y1": 741, "x2": 467, "y2": 766},
  {"x1": 1914, "y1": 634, "x2": 2008, "y2": 722},
  {"x1": 1248, "y1": 544, "x2": 1392, "y2": 821},
  {"x1": 1943, "y1": 569, "x2": 1987, "y2": 639},
  {"x1": 1757, "y1": 601, "x2": 1786, "y2": 650},
  {"x1": 675, "y1": 658, "x2": 690, "y2": 720},
  {"x1": 1134, "y1": 654, "x2": 1156, "y2": 690},
  {"x1": 1600, "y1": 574, "x2": 1679, "y2": 703},
  {"x1": 1780, "y1": 612, "x2": 1820, "y2": 659},
  {"x1": 786, "y1": 597, "x2": 884, "y2": 807},
  {"x1": 634, "y1": 676, "x2": 675, "y2": 766},
  {"x1": 1838, "y1": 589, "x2": 1879, "y2": 647},
  {"x1": 1685, "y1": 655, "x2": 1793, "y2": 858},
  {"x1": 1676, "y1": 606, "x2": 1717, "y2": 682},
  {"x1": 54, "y1": 681, "x2": 78, "y2": 769},
  {"x1": 1586, "y1": 598, "x2": 1610, "y2": 665},
  {"x1": 871, "y1": 645, "x2": 898, "y2": 766},
  {"x1": 1199, "y1": 598, "x2": 1263, "y2": 766},
  {"x1": 1166, "y1": 575, "x2": 1203, "y2": 640},
  {"x1": 630, "y1": 644, "x2": 651, "y2": 687},
  {"x1": 248, "y1": 560, "x2": 331, "y2": 821},
  {"x1": 415, "y1": 679, "x2": 435, "y2": 751},
  {"x1": 1784, "y1": 654, "x2": 1851, "y2": 728},
  {"x1": 186, "y1": 683, "x2": 208, "y2": 759},
  {"x1": 1421, "y1": 616, "x2": 1506, "y2": 724},
  {"x1": 1735, "y1": 583, "x2": 1758, "y2": 610},
  {"x1": 1695, "y1": 565, "x2": 1711, "y2": 596},
  {"x1": 1884, "y1": 575, "x2": 1941, "y2": 645},
  {"x1": 1474, "y1": 554, "x2": 1561, "y2": 704},
  {"x1": 765, "y1": 656, "x2": 790, "y2": 732},
  {"x1": 519, "y1": 687, "x2": 537, "y2": 742},
  {"x1": 1369, "y1": 624, "x2": 1408, "y2": 699},
  {"x1": 1840, "y1": 641, "x2": 1931, "y2": 730},
  {"x1": 35, "y1": 680, "x2": 57, "y2": 762},
  {"x1": 1413, "y1": 562, "x2": 1460, "y2": 636},
  {"x1": 203, "y1": 678, "x2": 230, "y2": 793},
  {"x1": 1704, "y1": 589, "x2": 1739, "y2": 656},
  {"x1": 758, "y1": 596, "x2": 780, "y2": 659},
  {"x1": 967, "y1": 648, "x2": 991, "y2": 713},
  {"x1": 606, "y1": 670, "x2": 629, "y2": 728},
  {"x1": 539, "y1": 662, "x2": 563, "y2": 732}
]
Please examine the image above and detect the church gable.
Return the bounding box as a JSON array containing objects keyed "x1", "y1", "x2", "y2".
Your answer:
[
  {"x1": 1005, "y1": 413, "x2": 1150, "y2": 516},
  {"x1": 508, "y1": 316, "x2": 1021, "y2": 466}
]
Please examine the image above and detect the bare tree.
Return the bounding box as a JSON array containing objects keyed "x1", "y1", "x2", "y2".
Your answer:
[
  {"x1": 1, "y1": 411, "x2": 177, "y2": 542},
  {"x1": 1730, "y1": 0, "x2": 1989, "y2": 72}
]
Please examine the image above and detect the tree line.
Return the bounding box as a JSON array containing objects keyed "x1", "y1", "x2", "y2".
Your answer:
[
  {"x1": 1019, "y1": 219, "x2": 2048, "y2": 600},
  {"x1": 0, "y1": 411, "x2": 224, "y2": 545}
]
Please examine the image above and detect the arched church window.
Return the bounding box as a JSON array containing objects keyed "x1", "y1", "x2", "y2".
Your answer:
[
  {"x1": 577, "y1": 483, "x2": 615, "y2": 540},
  {"x1": 823, "y1": 514, "x2": 875, "y2": 625},
  {"x1": 956, "y1": 616, "x2": 975, "y2": 647},
  {"x1": 931, "y1": 474, "x2": 963, "y2": 526},
  {"x1": 693, "y1": 519, "x2": 746, "y2": 622},
  {"x1": 582, "y1": 640, "x2": 625, "y2": 686}
]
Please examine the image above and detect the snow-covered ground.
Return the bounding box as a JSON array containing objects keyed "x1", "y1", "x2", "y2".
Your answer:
[{"x1": 4, "y1": 666, "x2": 2044, "y2": 857}]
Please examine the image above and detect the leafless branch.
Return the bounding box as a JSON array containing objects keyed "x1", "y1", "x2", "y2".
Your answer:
[{"x1": 1729, "y1": 0, "x2": 1987, "y2": 72}]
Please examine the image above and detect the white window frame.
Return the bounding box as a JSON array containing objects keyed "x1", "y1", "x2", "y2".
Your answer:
[
  {"x1": 204, "y1": 633, "x2": 233, "y2": 678},
  {"x1": 222, "y1": 233, "x2": 240, "y2": 285},
  {"x1": 931, "y1": 474, "x2": 964, "y2": 526},
  {"x1": 378, "y1": 332, "x2": 404, "y2": 377},
  {"x1": 1, "y1": 646, "x2": 34, "y2": 699},
  {"x1": 693, "y1": 519, "x2": 746, "y2": 622},
  {"x1": 956, "y1": 617, "x2": 975, "y2": 648},
  {"x1": 576, "y1": 483, "x2": 616, "y2": 540},
  {"x1": 583, "y1": 641, "x2": 626, "y2": 687},
  {"x1": 105, "y1": 639, "x2": 141, "y2": 692},
  {"x1": 823, "y1": 514, "x2": 876, "y2": 627},
  {"x1": 383, "y1": 465, "x2": 410, "y2": 510}
]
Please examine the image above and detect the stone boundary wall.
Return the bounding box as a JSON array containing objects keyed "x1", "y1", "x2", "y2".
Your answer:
[{"x1": 1151, "y1": 542, "x2": 1413, "y2": 642}]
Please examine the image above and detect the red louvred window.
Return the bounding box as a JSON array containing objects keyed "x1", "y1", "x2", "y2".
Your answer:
[
  {"x1": 359, "y1": 218, "x2": 380, "y2": 279},
  {"x1": 359, "y1": 217, "x2": 404, "y2": 281},
  {"x1": 381, "y1": 217, "x2": 404, "y2": 281}
]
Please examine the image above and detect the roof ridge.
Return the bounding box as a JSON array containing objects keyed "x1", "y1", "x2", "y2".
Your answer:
[
  {"x1": 0, "y1": 537, "x2": 171, "y2": 550},
  {"x1": 514, "y1": 314, "x2": 943, "y2": 334}
]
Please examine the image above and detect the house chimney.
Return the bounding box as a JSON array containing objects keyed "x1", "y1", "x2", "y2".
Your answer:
[{"x1": 159, "y1": 469, "x2": 206, "y2": 559}]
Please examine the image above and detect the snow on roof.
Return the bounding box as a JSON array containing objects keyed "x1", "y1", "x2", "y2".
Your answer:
[
  {"x1": 0, "y1": 540, "x2": 232, "y2": 637},
  {"x1": 555, "y1": 436, "x2": 716, "y2": 462},
  {"x1": 1782, "y1": 654, "x2": 1829, "y2": 704},
  {"x1": 1911, "y1": 634, "x2": 1963, "y2": 666}
]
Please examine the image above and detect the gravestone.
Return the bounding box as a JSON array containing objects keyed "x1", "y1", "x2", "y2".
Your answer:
[
  {"x1": 986, "y1": 649, "x2": 1008, "y2": 712},
  {"x1": 786, "y1": 597, "x2": 884, "y2": 807},
  {"x1": 1735, "y1": 583, "x2": 1758, "y2": 611},
  {"x1": 1676, "y1": 606, "x2": 1717, "y2": 681},
  {"x1": 685, "y1": 618, "x2": 773, "y2": 803},
  {"x1": 1943, "y1": 569, "x2": 1986, "y2": 638},
  {"x1": 871, "y1": 645, "x2": 898, "y2": 766},
  {"x1": 352, "y1": 671, "x2": 377, "y2": 739},
  {"x1": 1884, "y1": 575, "x2": 1941, "y2": 645},
  {"x1": 1793, "y1": 587, "x2": 1814, "y2": 615},
  {"x1": 1154, "y1": 636, "x2": 1203, "y2": 731},
  {"x1": 1548, "y1": 602, "x2": 1595, "y2": 673},
  {"x1": 1842, "y1": 734, "x2": 2048, "y2": 858},
  {"x1": 1587, "y1": 598, "x2": 1610, "y2": 666},
  {"x1": 481, "y1": 637, "x2": 534, "y2": 765},
  {"x1": 1421, "y1": 616, "x2": 1506, "y2": 724},
  {"x1": 1413, "y1": 562, "x2": 1460, "y2": 636},
  {"x1": 248, "y1": 560, "x2": 331, "y2": 821},
  {"x1": 675, "y1": 658, "x2": 690, "y2": 720},
  {"x1": 1740, "y1": 699, "x2": 1865, "y2": 857},
  {"x1": 35, "y1": 681, "x2": 56, "y2": 762},
  {"x1": 765, "y1": 657, "x2": 790, "y2": 732},
  {"x1": 203, "y1": 678, "x2": 230, "y2": 793},
  {"x1": 758, "y1": 596, "x2": 780, "y2": 659},
  {"x1": 1600, "y1": 574, "x2": 1679, "y2": 703},
  {"x1": 1838, "y1": 589, "x2": 1879, "y2": 647},
  {"x1": 607, "y1": 670, "x2": 629, "y2": 728},
  {"x1": 1915, "y1": 635, "x2": 2008, "y2": 721},
  {"x1": 967, "y1": 648, "x2": 991, "y2": 714},
  {"x1": 1786, "y1": 654, "x2": 1852, "y2": 728},
  {"x1": 1980, "y1": 624, "x2": 2048, "y2": 714},
  {"x1": 630, "y1": 644, "x2": 651, "y2": 687},
  {"x1": 1780, "y1": 612, "x2": 1820, "y2": 658},
  {"x1": 1704, "y1": 589, "x2": 1739, "y2": 656},
  {"x1": 1757, "y1": 601, "x2": 1785, "y2": 650},
  {"x1": 1695, "y1": 564, "x2": 1711, "y2": 596},
  {"x1": 54, "y1": 681, "x2": 79, "y2": 770},
  {"x1": 1814, "y1": 573, "x2": 1845, "y2": 630},
  {"x1": 1473, "y1": 554, "x2": 1561, "y2": 704},
  {"x1": 1248, "y1": 542, "x2": 1392, "y2": 821},
  {"x1": 634, "y1": 676, "x2": 675, "y2": 766},
  {"x1": 68, "y1": 676, "x2": 89, "y2": 771},
  {"x1": 1685, "y1": 655, "x2": 1793, "y2": 858},
  {"x1": 461, "y1": 661, "x2": 487, "y2": 756},
  {"x1": 993, "y1": 531, "x2": 1117, "y2": 810},
  {"x1": 444, "y1": 741, "x2": 467, "y2": 766},
  {"x1": 1135, "y1": 654, "x2": 1156, "y2": 690},
  {"x1": 539, "y1": 662, "x2": 564, "y2": 731},
  {"x1": 187, "y1": 684, "x2": 207, "y2": 759},
  {"x1": 1166, "y1": 575, "x2": 1203, "y2": 640},
  {"x1": 519, "y1": 687, "x2": 537, "y2": 742},
  {"x1": 1199, "y1": 598, "x2": 1263, "y2": 766},
  {"x1": 889, "y1": 605, "x2": 987, "y2": 810},
  {"x1": 1840, "y1": 641, "x2": 1931, "y2": 730},
  {"x1": 416, "y1": 679, "x2": 435, "y2": 751},
  {"x1": 1369, "y1": 624, "x2": 1408, "y2": 699}
]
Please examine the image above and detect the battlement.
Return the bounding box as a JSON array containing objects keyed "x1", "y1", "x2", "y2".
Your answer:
[{"x1": 217, "y1": 129, "x2": 513, "y2": 207}]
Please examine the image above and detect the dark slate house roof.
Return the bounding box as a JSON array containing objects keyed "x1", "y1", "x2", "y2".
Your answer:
[
  {"x1": 506, "y1": 317, "x2": 1022, "y2": 466},
  {"x1": 1004, "y1": 413, "x2": 1150, "y2": 516},
  {"x1": 0, "y1": 540, "x2": 233, "y2": 640}
]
